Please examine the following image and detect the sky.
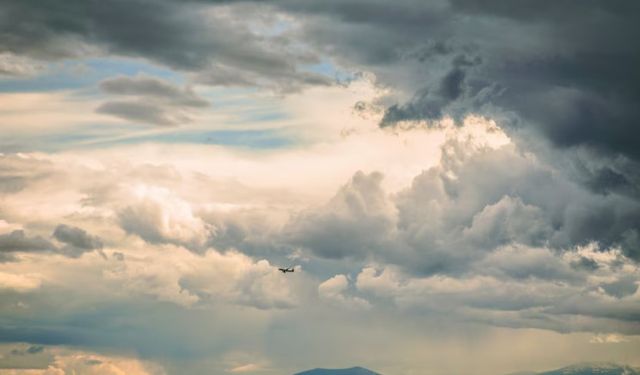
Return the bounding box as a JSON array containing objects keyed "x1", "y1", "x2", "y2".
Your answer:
[{"x1": 0, "y1": 1, "x2": 639, "y2": 374}]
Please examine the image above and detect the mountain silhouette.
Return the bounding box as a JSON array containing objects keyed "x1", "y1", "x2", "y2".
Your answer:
[
  {"x1": 537, "y1": 363, "x2": 640, "y2": 375},
  {"x1": 295, "y1": 362, "x2": 640, "y2": 375},
  {"x1": 294, "y1": 366, "x2": 381, "y2": 375}
]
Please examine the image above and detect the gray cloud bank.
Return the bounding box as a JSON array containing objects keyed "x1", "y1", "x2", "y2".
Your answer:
[
  {"x1": 100, "y1": 75, "x2": 209, "y2": 108},
  {"x1": 2, "y1": 0, "x2": 637, "y2": 161},
  {"x1": 2, "y1": 0, "x2": 638, "y2": 192},
  {"x1": 261, "y1": 0, "x2": 640, "y2": 202},
  {"x1": 97, "y1": 75, "x2": 210, "y2": 126},
  {"x1": 0, "y1": 224, "x2": 103, "y2": 261},
  {"x1": 272, "y1": 1, "x2": 640, "y2": 156},
  {"x1": 278, "y1": 136, "x2": 640, "y2": 271},
  {"x1": 0, "y1": 132, "x2": 638, "y2": 373},
  {"x1": 1, "y1": 1, "x2": 640, "y2": 372},
  {"x1": 0, "y1": 0, "x2": 332, "y2": 92}
]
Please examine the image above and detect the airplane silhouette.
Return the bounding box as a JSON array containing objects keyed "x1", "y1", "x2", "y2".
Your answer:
[{"x1": 278, "y1": 267, "x2": 294, "y2": 273}]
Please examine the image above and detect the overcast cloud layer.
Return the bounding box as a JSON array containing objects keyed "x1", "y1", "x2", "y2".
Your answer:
[{"x1": 0, "y1": 1, "x2": 639, "y2": 375}]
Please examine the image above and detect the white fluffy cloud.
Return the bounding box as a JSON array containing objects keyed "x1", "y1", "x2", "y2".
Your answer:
[
  {"x1": 354, "y1": 243, "x2": 640, "y2": 333},
  {"x1": 0, "y1": 117, "x2": 639, "y2": 374},
  {"x1": 119, "y1": 185, "x2": 212, "y2": 249},
  {"x1": 319, "y1": 274, "x2": 370, "y2": 310}
]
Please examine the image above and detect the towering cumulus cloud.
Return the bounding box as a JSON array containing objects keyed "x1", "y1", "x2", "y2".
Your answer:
[{"x1": 0, "y1": 1, "x2": 638, "y2": 375}]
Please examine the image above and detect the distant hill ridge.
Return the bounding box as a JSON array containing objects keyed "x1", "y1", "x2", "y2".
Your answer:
[
  {"x1": 294, "y1": 366, "x2": 381, "y2": 375},
  {"x1": 538, "y1": 363, "x2": 640, "y2": 375},
  {"x1": 294, "y1": 363, "x2": 640, "y2": 375}
]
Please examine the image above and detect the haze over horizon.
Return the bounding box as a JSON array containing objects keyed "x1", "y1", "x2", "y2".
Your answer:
[{"x1": 0, "y1": 1, "x2": 639, "y2": 374}]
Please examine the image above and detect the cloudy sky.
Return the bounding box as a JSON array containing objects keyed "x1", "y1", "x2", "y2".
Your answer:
[{"x1": 1, "y1": 1, "x2": 639, "y2": 374}]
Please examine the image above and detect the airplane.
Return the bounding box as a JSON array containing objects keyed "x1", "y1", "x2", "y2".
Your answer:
[{"x1": 278, "y1": 267, "x2": 294, "y2": 273}]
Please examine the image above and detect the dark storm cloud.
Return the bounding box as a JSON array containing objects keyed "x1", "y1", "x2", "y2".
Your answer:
[
  {"x1": 266, "y1": 0, "x2": 640, "y2": 173},
  {"x1": 449, "y1": 1, "x2": 640, "y2": 161},
  {"x1": 381, "y1": 54, "x2": 486, "y2": 125},
  {"x1": 0, "y1": 0, "x2": 216, "y2": 67},
  {"x1": 0, "y1": 0, "x2": 330, "y2": 91},
  {"x1": 245, "y1": 0, "x2": 640, "y2": 264},
  {"x1": 2, "y1": 0, "x2": 638, "y2": 158}
]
